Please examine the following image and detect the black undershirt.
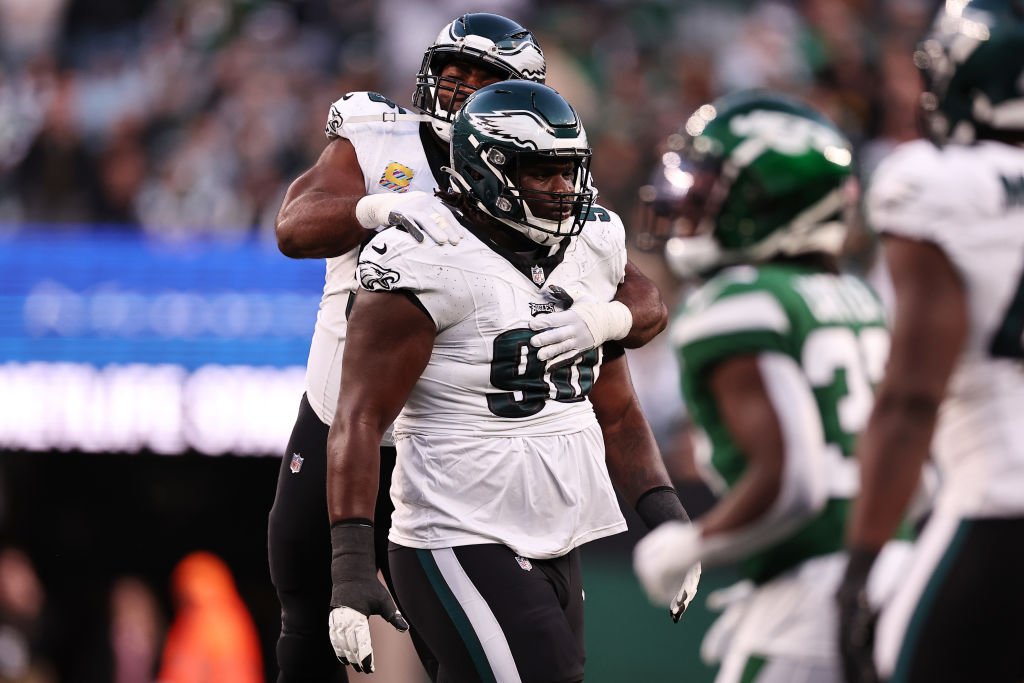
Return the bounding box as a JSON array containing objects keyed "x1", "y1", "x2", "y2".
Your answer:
[{"x1": 418, "y1": 123, "x2": 450, "y2": 188}]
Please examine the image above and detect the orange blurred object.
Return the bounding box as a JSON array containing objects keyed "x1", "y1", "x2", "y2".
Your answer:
[{"x1": 158, "y1": 551, "x2": 264, "y2": 683}]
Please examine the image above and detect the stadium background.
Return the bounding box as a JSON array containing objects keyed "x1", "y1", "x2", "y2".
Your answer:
[{"x1": 0, "y1": 0, "x2": 927, "y2": 680}]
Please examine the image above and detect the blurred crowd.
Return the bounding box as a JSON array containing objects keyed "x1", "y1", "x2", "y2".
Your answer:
[
  {"x1": 0, "y1": 0, "x2": 935, "y2": 523},
  {"x1": 0, "y1": 0, "x2": 930, "y2": 243},
  {"x1": 0, "y1": 1, "x2": 939, "y2": 679}
]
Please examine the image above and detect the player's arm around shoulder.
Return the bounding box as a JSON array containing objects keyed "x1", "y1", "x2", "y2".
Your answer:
[
  {"x1": 276, "y1": 134, "x2": 367, "y2": 259},
  {"x1": 276, "y1": 92, "x2": 439, "y2": 260},
  {"x1": 617, "y1": 260, "x2": 668, "y2": 347},
  {"x1": 529, "y1": 205, "x2": 667, "y2": 363},
  {"x1": 584, "y1": 204, "x2": 668, "y2": 347}
]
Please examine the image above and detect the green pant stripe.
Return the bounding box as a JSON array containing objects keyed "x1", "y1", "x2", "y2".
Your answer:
[
  {"x1": 891, "y1": 518, "x2": 973, "y2": 682},
  {"x1": 739, "y1": 654, "x2": 768, "y2": 683},
  {"x1": 416, "y1": 549, "x2": 497, "y2": 683}
]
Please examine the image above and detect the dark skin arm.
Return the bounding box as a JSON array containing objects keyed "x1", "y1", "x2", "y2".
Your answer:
[
  {"x1": 698, "y1": 354, "x2": 788, "y2": 536},
  {"x1": 591, "y1": 354, "x2": 673, "y2": 507},
  {"x1": 616, "y1": 261, "x2": 668, "y2": 349},
  {"x1": 847, "y1": 235, "x2": 967, "y2": 552},
  {"x1": 275, "y1": 137, "x2": 369, "y2": 259},
  {"x1": 278, "y1": 62, "x2": 503, "y2": 260},
  {"x1": 326, "y1": 290, "x2": 435, "y2": 522}
]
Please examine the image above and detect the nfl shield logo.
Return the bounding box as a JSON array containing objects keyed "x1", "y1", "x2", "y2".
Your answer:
[
  {"x1": 289, "y1": 453, "x2": 304, "y2": 474},
  {"x1": 531, "y1": 265, "x2": 545, "y2": 286},
  {"x1": 515, "y1": 555, "x2": 533, "y2": 571}
]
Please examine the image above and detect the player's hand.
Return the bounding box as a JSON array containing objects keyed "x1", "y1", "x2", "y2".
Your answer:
[
  {"x1": 387, "y1": 203, "x2": 462, "y2": 245},
  {"x1": 328, "y1": 595, "x2": 408, "y2": 673},
  {"x1": 329, "y1": 523, "x2": 410, "y2": 673},
  {"x1": 528, "y1": 300, "x2": 632, "y2": 365},
  {"x1": 354, "y1": 191, "x2": 463, "y2": 245},
  {"x1": 836, "y1": 572, "x2": 879, "y2": 682},
  {"x1": 669, "y1": 561, "x2": 702, "y2": 623},
  {"x1": 633, "y1": 521, "x2": 703, "y2": 607}
]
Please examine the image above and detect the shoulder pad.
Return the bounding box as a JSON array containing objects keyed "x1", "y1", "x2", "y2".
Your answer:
[
  {"x1": 356, "y1": 228, "x2": 425, "y2": 293},
  {"x1": 867, "y1": 140, "x2": 967, "y2": 242},
  {"x1": 685, "y1": 266, "x2": 763, "y2": 312},
  {"x1": 672, "y1": 272, "x2": 791, "y2": 353},
  {"x1": 578, "y1": 204, "x2": 626, "y2": 252},
  {"x1": 325, "y1": 92, "x2": 416, "y2": 140},
  {"x1": 583, "y1": 205, "x2": 616, "y2": 223}
]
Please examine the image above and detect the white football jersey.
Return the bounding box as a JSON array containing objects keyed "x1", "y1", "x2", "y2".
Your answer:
[
  {"x1": 305, "y1": 92, "x2": 439, "y2": 435},
  {"x1": 868, "y1": 139, "x2": 1024, "y2": 516},
  {"x1": 356, "y1": 205, "x2": 629, "y2": 559}
]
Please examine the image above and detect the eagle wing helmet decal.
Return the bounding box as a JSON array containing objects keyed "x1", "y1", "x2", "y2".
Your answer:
[{"x1": 466, "y1": 110, "x2": 555, "y2": 150}]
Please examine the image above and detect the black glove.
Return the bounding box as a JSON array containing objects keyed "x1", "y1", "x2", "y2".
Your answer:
[
  {"x1": 837, "y1": 547, "x2": 881, "y2": 683},
  {"x1": 328, "y1": 521, "x2": 409, "y2": 674}
]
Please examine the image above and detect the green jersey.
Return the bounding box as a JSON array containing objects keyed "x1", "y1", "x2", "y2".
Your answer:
[{"x1": 671, "y1": 263, "x2": 889, "y2": 583}]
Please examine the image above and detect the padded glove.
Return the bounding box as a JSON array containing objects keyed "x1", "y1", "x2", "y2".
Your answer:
[
  {"x1": 529, "y1": 300, "x2": 632, "y2": 365},
  {"x1": 328, "y1": 522, "x2": 409, "y2": 673},
  {"x1": 633, "y1": 521, "x2": 703, "y2": 608},
  {"x1": 355, "y1": 191, "x2": 463, "y2": 245}
]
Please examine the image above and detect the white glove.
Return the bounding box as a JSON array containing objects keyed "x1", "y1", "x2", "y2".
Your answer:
[
  {"x1": 355, "y1": 191, "x2": 463, "y2": 245},
  {"x1": 669, "y1": 562, "x2": 702, "y2": 623},
  {"x1": 528, "y1": 300, "x2": 633, "y2": 364},
  {"x1": 328, "y1": 606, "x2": 376, "y2": 673},
  {"x1": 633, "y1": 521, "x2": 703, "y2": 607}
]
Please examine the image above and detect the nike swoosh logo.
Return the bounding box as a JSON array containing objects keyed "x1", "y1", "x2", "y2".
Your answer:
[{"x1": 372, "y1": 244, "x2": 387, "y2": 255}]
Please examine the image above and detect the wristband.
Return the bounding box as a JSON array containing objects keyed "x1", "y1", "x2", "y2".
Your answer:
[
  {"x1": 842, "y1": 546, "x2": 881, "y2": 587},
  {"x1": 330, "y1": 521, "x2": 377, "y2": 608},
  {"x1": 636, "y1": 486, "x2": 690, "y2": 529}
]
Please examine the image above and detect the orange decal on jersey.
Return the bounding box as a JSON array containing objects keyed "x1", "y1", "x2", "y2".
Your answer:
[{"x1": 379, "y1": 161, "x2": 415, "y2": 193}]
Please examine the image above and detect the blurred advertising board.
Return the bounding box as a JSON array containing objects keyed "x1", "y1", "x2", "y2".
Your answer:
[{"x1": 0, "y1": 229, "x2": 324, "y2": 455}]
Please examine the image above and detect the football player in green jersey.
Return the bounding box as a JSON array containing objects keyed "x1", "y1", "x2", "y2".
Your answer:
[{"x1": 632, "y1": 90, "x2": 912, "y2": 683}]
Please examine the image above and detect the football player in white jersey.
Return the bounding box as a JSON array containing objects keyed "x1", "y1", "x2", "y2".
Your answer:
[
  {"x1": 268, "y1": 13, "x2": 673, "y2": 683},
  {"x1": 839, "y1": 2, "x2": 1024, "y2": 682},
  {"x1": 324, "y1": 81, "x2": 699, "y2": 683},
  {"x1": 631, "y1": 91, "x2": 912, "y2": 683}
]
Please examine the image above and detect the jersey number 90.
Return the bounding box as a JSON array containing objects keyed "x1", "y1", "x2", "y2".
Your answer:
[{"x1": 487, "y1": 329, "x2": 599, "y2": 418}]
